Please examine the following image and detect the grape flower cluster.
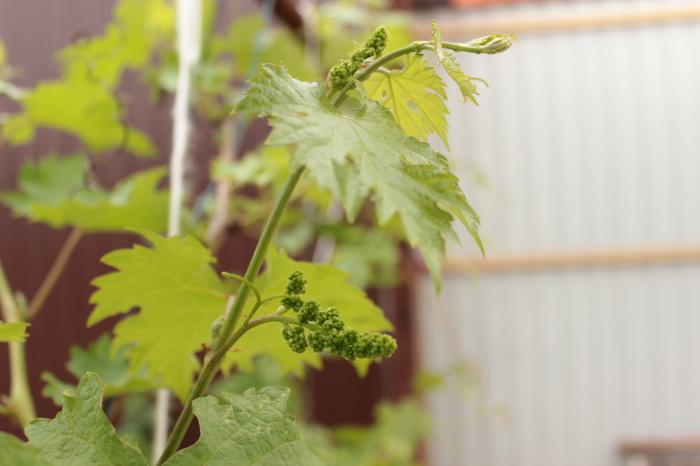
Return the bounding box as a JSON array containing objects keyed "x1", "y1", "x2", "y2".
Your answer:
[
  {"x1": 279, "y1": 271, "x2": 397, "y2": 361},
  {"x1": 329, "y1": 26, "x2": 389, "y2": 87}
]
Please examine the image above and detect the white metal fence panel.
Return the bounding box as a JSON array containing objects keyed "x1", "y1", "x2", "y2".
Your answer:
[{"x1": 418, "y1": 1, "x2": 700, "y2": 465}]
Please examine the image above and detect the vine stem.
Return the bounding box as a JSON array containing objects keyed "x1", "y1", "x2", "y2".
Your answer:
[
  {"x1": 27, "y1": 228, "x2": 84, "y2": 320},
  {"x1": 156, "y1": 313, "x2": 320, "y2": 466},
  {"x1": 154, "y1": 315, "x2": 292, "y2": 466},
  {"x1": 205, "y1": 116, "x2": 237, "y2": 251},
  {"x1": 156, "y1": 34, "x2": 471, "y2": 462},
  {"x1": 212, "y1": 166, "x2": 306, "y2": 353},
  {"x1": 329, "y1": 38, "x2": 508, "y2": 107},
  {"x1": 0, "y1": 257, "x2": 36, "y2": 425},
  {"x1": 157, "y1": 167, "x2": 305, "y2": 464}
]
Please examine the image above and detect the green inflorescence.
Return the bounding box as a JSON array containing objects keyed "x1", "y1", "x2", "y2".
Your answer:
[
  {"x1": 280, "y1": 270, "x2": 307, "y2": 311},
  {"x1": 298, "y1": 300, "x2": 320, "y2": 324},
  {"x1": 281, "y1": 325, "x2": 308, "y2": 353},
  {"x1": 278, "y1": 270, "x2": 397, "y2": 361},
  {"x1": 329, "y1": 26, "x2": 389, "y2": 87}
]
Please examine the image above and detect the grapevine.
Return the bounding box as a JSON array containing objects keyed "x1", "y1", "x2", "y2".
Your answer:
[{"x1": 0, "y1": 9, "x2": 513, "y2": 465}]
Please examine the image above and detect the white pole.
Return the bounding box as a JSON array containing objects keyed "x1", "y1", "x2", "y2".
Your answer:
[{"x1": 154, "y1": 0, "x2": 201, "y2": 461}]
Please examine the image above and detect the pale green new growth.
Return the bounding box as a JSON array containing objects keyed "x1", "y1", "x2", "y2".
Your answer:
[
  {"x1": 0, "y1": 322, "x2": 30, "y2": 343},
  {"x1": 430, "y1": 21, "x2": 483, "y2": 105},
  {"x1": 25, "y1": 373, "x2": 148, "y2": 465},
  {"x1": 88, "y1": 231, "x2": 228, "y2": 400},
  {"x1": 235, "y1": 64, "x2": 481, "y2": 290},
  {"x1": 364, "y1": 54, "x2": 450, "y2": 148}
]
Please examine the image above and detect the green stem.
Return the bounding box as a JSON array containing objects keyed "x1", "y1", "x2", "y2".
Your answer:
[
  {"x1": 212, "y1": 166, "x2": 306, "y2": 352},
  {"x1": 330, "y1": 38, "x2": 510, "y2": 108},
  {"x1": 157, "y1": 33, "x2": 445, "y2": 458},
  {"x1": 0, "y1": 257, "x2": 36, "y2": 425},
  {"x1": 221, "y1": 273, "x2": 262, "y2": 313},
  {"x1": 156, "y1": 313, "x2": 307, "y2": 465},
  {"x1": 27, "y1": 228, "x2": 84, "y2": 320},
  {"x1": 157, "y1": 167, "x2": 305, "y2": 464}
]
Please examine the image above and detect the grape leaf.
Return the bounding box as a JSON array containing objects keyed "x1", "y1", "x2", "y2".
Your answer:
[
  {"x1": 1, "y1": 113, "x2": 35, "y2": 145},
  {"x1": 301, "y1": 398, "x2": 429, "y2": 466},
  {"x1": 235, "y1": 64, "x2": 481, "y2": 290},
  {"x1": 364, "y1": 54, "x2": 450, "y2": 148},
  {"x1": 224, "y1": 248, "x2": 393, "y2": 378},
  {"x1": 0, "y1": 153, "x2": 86, "y2": 216},
  {"x1": 40, "y1": 372, "x2": 76, "y2": 407},
  {"x1": 430, "y1": 21, "x2": 483, "y2": 105},
  {"x1": 88, "y1": 231, "x2": 228, "y2": 400},
  {"x1": 325, "y1": 224, "x2": 401, "y2": 289},
  {"x1": 59, "y1": 0, "x2": 174, "y2": 88},
  {"x1": 0, "y1": 322, "x2": 29, "y2": 343},
  {"x1": 41, "y1": 335, "x2": 155, "y2": 406},
  {"x1": 30, "y1": 167, "x2": 169, "y2": 233},
  {"x1": 163, "y1": 387, "x2": 324, "y2": 466},
  {"x1": 219, "y1": 13, "x2": 315, "y2": 82},
  {"x1": 0, "y1": 433, "x2": 51, "y2": 466},
  {"x1": 6, "y1": 0, "x2": 170, "y2": 155},
  {"x1": 1, "y1": 154, "x2": 169, "y2": 234},
  {"x1": 25, "y1": 373, "x2": 148, "y2": 466},
  {"x1": 19, "y1": 73, "x2": 155, "y2": 156}
]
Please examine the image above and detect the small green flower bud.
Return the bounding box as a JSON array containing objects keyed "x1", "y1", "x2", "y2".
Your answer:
[
  {"x1": 281, "y1": 295, "x2": 304, "y2": 312},
  {"x1": 298, "y1": 300, "x2": 320, "y2": 324},
  {"x1": 210, "y1": 315, "x2": 225, "y2": 342},
  {"x1": 282, "y1": 325, "x2": 308, "y2": 353},
  {"x1": 322, "y1": 307, "x2": 344, "y2": 332},
  {"x1": 365, "y1": 26, "x2": 389, "y2": 57},
  {"x1": 463, "y1": 34, "x2": 515, "y2": 54},
  {"x1": 307, "y1": 331, "x2": 327, "y2": 352},
  {"x1": 285, "y1": 271, "x2": 307, "y2": 296}
]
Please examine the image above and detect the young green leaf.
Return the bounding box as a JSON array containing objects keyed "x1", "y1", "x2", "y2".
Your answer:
[
  {"x1": 25, "y1": 372, "x2": 148, "y2": 466},
  {"x1": 19, "y1": 73, "x2": 155, "y2": 156},
  {"x1": 235, "y1": 64, "x2": 481, "y2": 290},
  {"x1": 58, "y1": 0, "x2": 174, "y2": 88},
  {"x1": 162, "y1": 387, "x2": 324, "y2": 466},
  {"x1": 0, "y1": 153, "x2": 86, "y2": 216},
  {"x1": 1, "y1": 154, "x2": 169, "y2": 233},
  {"x1": 430, "y1": 21, "x2": 484, "y2": 105},
  {"x1": 363, "y1": 54, "x2": 450, "y2": 148},
  {"x1": 41, "y1": 334, "x2": 156, "y2": 406},
  {"x1": 325, "y1": 224, "x2": 401, "y2": 289},
  {"x1": 224, "y1": 248, "x2": 393, "y2": 377},
  {"x1": 0, "y1": 433, "x2": 51, "y2": 466},
  {"x1": 30, "y1": 167, "x2": 169, "y2": 233},
  {"x1": 219, "y1": 13, "x2": 315, "y2": 82},
  {"x1": 0, "y1": 322, "x2": 30, "y2": 343},
  {"x1": 88, "y1": 231, "x2": 228, "y2": 400}
]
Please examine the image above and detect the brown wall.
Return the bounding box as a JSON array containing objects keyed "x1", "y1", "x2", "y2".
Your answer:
[{"x1": 0, "y1": 0, "x2": 416, "y2": 441}]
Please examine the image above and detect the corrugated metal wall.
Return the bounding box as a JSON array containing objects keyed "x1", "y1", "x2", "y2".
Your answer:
[{"x1": 417, "y1": 1, "x2": 700, "y2": 465}]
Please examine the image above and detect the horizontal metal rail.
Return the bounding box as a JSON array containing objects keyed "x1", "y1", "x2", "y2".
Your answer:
[
  {"x1": 416, "y1": 5, "x2": 700, "y2": 37},
  {"x1": 443, "y1": 244, "x2": 700, "y2": 273}
]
